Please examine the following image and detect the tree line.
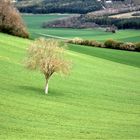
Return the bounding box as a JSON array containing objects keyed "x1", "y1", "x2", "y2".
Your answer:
[
  {"x1": 43, "y1": 14, "x2": 140, "y2": 29},
  {"x1": 68, "y1": 38, "x2": 140, "y2": 52},
  {"x1": 87, "y1": 17, "x2": 140, "y2": 29},
  {"x1": 17, "y1": 0, "x2": 102, "y2": 14}
]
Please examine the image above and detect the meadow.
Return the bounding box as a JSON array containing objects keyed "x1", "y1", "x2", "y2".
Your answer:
[
  {"x1": 109, "y1": 11, "x2": 140, "y2": 18},
  {"x1": 23, "y1": 14, "x2": 140, "y2": 42},
  {"x1": 0, "y1": 14, "x2": 140, "y2": 139}
]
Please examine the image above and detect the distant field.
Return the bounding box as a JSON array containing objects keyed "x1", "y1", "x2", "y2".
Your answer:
[
  {"x1": 0, "y1": 14, "x2": 140, "y2": 139},
  {"x1": 36, "y1": 28, "x2": 140, "y2": 42},
  {"x1": 23, "y1": 14, "x2": 140, "y2": 42},
  {"x1": 0, "y1": 33, "x2": 140, "y2": 139},
  {"x1": 22, "y1": 14, "x2": 70, "y2": 39},
  {"x1": 110, "y1": 11, "x2": 140, "y2": 18}
]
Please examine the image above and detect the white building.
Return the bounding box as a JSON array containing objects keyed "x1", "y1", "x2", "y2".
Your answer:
[
  {"x1": 105, "y1": 0, "x2": 112, "y2": 4},
  {"x1": 11, "y1": 0, "x2": 17, "y2": 3}
]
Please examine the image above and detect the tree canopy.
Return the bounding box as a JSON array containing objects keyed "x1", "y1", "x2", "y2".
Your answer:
[
  {"x1": 0, "y1": 0, "x2": 29, "y2": 38},
  {"x1": 25, "y1": 38, "x2": 71, "y2": 94}
]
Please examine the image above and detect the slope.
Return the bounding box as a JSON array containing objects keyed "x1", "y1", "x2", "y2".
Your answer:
[
  {"x1": 22, "y1": 14, "x2": 140, "y2": 42},
  {"x1": 0, "y1": 33, "x2": 140, "y2": 139},
  {"x1": 17, "y1": 0, "x2": 102, "y2": 14}
]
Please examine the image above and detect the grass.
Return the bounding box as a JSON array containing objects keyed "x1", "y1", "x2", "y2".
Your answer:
[
  {"x1": 109, "y1": 11, "x2": 140, "y2": 18},
  {"x1": 22, "y1": 14, "x2": 72, "y2": 39},
  {"x1": 23, "y1": 14, "x2": 140, "y2": 42},
  {"x1": 0, "y1": 32, "x2": 140, "y2": 139}
]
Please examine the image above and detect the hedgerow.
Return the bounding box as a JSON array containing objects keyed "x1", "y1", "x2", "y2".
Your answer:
[{"x1": 68, "y1": 38, "x2": 140, "y2": 52}]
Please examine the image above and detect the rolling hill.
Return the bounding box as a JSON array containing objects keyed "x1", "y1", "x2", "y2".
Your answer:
[
  {"x1": 0, "y1": 30, "x2": 140, "y2": 139},
  {"x1": 16, "y1": 0, "x2": 140, "y2": 14},
  {"x1": 22, "y1": 14, "x2": 140, "y2": 42},
  {"x1": 0, "y1": 12, "x2": 140, "y2": 139},
  {"x1": 16, "y1": 0, "x2": 102, "y2": 14}
]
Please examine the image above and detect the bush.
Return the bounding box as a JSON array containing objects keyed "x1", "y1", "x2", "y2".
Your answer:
[
  {"x1": 0, "y1": 0, "x2": 29, "y2": 38},
  {"x1": 68, "y1": 38, "x2": 139, "y2": 52},
  {"x1": 104, "y1": 40, "x2": 137, "y2": 51},
  {"x1": 104, "y1": 39, "x2": 121, "y2": 49},
  {"x1": 132, "y1": 12, "x2": 140, "y2": 17},
  {"x1": 70, "y1": 37, "x2": 83, "y2": 44},
  {"x1": 68, "y1": 38, "x2": 104, "y2": 48},
  {"x1": 81, "y1": 40, "x2": 91, "y2": 46},
  {"x1": 89, "y1": 40, "x2": 104, "y2": 47},
  {"x1": 120, "y1": 43, "x2": 136, "y2": 51},
  {"x1": 135, "y1": 42, "x2": 140, "y2": 52}
]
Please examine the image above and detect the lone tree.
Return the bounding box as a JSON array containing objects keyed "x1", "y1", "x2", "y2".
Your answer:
[
  {"x1": 25, "y1": 38, "x2": 71, "y2": 94},
  {"x1": 0, "y1": 0, "x2": 29, "y2": 38}
]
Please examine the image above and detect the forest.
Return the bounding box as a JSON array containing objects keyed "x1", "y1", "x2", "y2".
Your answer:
[
  {"x1": 17, "y1": 0, "x2": 102, "y2": 14},
  {"x1": 43, "y1": 15, "x2": 140, "y2": 29}
]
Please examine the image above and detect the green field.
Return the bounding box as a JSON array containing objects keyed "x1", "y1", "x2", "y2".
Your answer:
[
  {"x1": 0, "y1": 31, "x2": 140, "y2": 139},
  {"x1": 0, "y1": 14, "x2": 140, "y2": 139},
  {"x1": 23, "y1": 14, "x2": 140, "y2": 42}
]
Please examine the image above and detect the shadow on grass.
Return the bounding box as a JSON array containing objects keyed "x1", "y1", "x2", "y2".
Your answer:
[
  {"x1": 49, "y1": 88, "x2": 65, "y2": 97},
  {"x1": 18, "y1": 85, "x2": 43, "y2": 94},
  {"x1": 17, "y1": 85, "x2": 64, "y2": 97}
]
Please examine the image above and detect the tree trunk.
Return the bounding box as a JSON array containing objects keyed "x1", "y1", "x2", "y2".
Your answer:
[
  {"x1": 44, "y1": 73, "x2": 51, "y2": 94},
  {"x1": 45, "y1": 81, "x2": 49, "y2": 94}
]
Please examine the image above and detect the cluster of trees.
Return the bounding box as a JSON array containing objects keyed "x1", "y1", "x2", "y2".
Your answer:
[
  {"x1": 43, "y1": 14, "x2": 140, "y2": 29},
  {"x1": 42, "y1": 16, "x2": 98, "y2": 29},
  {"x1": 17, "y1": 0, "x2": 102, "y2": 14},
  {"x1": 132, "y1": 12, "x2": 140, "y2": 16},
  {"x1": 68, "y1": 38, "x2": 140, "y2": 52},
  {"x1": 17, "y1": 0, "x2": 140, "y2": 14},
  {"x1": 87, "y1": 17, "x2": 140, "y2": 29},
  {"x1": 0, "y1": 0, "x2": 29, "y2": 38}
]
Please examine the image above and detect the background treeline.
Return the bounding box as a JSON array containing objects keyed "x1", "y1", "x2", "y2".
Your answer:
[
  {"x1": 42, "y1": 16, "x2": 98, "y2": 29},
  {"x1": 16, "y1": 0, "x2": 140, "y2": 14},
  {"x1": 42, "y1": 15, "x2": 140, "y2": 29},
  {"x1": 17, "y1": 0, "x2": 102, "y2": 14},
  {"x1": 86, "y1": 17, "x2": 140, "y2": 29}
]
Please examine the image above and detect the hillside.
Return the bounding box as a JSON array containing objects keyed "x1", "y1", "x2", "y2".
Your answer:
[
  {"x1": 16, "y1": 0, "x2": 140, "y2": 14},
  {"x1": 16, "y1": 0, "x2": 102, "y2": 14},
  {"x1": 22, "y1": 14, "x2": 140, "y2": 42},
  {"x1": 0, "y1": 32, "x2": 140, "y2": 139}
]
